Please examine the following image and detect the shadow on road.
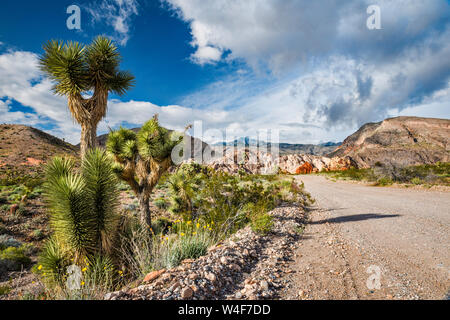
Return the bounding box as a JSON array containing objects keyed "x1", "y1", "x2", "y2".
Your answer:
[{"x1": 311, "y1": 213, "x2": 401, "y2": 225}]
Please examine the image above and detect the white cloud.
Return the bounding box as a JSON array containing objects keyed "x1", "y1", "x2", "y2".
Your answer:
[
  {"x1": 86, "y1": 0, "x2": 139, "y2": 45},
  {"x1": 191, "y1": 46, "x2": 222, "y2": 65},
  {"x1": 162, "y1": 0, "x2": 450, "y2": 140},
  {"x1": 0, "y1": 50, "x2": 81, "y2": 140},
  {"x1": 165, "y1": 0, "x2": 450, "y2": 73}
]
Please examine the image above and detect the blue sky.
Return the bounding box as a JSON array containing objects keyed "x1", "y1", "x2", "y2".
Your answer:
[{"x1": 0, "y1": 0, "x2": 449, "y2": 144}]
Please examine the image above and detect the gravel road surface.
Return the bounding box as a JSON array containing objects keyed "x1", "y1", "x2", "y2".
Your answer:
[{"x1": 281, "y1": 175, "x2": 450, "y2": 300}]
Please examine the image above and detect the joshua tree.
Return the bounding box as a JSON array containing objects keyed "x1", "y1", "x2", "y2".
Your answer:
[
  {"x1": 107, "y1": 115, "x2": 188, "y2": 227},
  {"x1": 167, "y1": 163, "x2": 204, "y2": 220},
  {"x1": 39, "y1": 36, "x2": 135, "y2": 158},
  {"x1": 43, "y1": 149, "x2": 120, "y2": 263}
]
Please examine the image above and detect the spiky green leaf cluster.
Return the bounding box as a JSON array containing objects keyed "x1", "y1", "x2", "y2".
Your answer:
[
  {"x1": 167, "y1": 164, "x2": 204, "y2": 218},
  {"x1": 106, "y1": 127, "x2": 137, "y2": 162},
  {"x1": 107, "y1": 117, "x2": 183, "y2": 163},
  {"x1": 137, "y1": 117, "x2": 183, "y2": 161},
  {"x1": 39, "y1": 36, "x2": 135, "y2": 97},
  {"x1": 37, "y1": 237, "x2": 71, "y2": 286},
  {"x1": 43, "y1": 149, "x2": 120, "y2": 260}
]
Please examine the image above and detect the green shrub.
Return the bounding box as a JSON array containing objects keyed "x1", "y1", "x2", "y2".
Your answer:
[
  {"x1": 153, "y1": 198, "x2": 168, "y2": 210},
  {"x1": 0, "y1": 285, "x2": 11, "y2": 296},
  {"x1": 33, "y1": 229, "x2": 44, "y2": 240},
  {"x1": 15, "y1": 204, "x2": 30, "y2": 216},
  {"x1": 0, "y1": 223, "x2": 6, "y2": 235},
  {"x1": 153, "y1": 228, "x2": 214, "y2": 270},
  {"x1": 376, "y1": 177, "x2": 393, "y2": 186},
  {"x1": 151, "y1": 217, "x2": 172, "y2": 235},
  {"x1": 326, "y1": 162, "x2": 450, "y2": 186},
  {"x1": 250, "y1": 213, "x2": 274, "y2": 235},
  {"x1": 0, "y1": 235, "x2": 22, "y2": 250},
  {"x1": 0, "y1": 246, "x2": 32, "y2": 272}
]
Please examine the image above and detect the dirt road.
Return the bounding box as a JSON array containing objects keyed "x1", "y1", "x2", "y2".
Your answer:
[{"x1": 281, "y1": 175, "x2": 450, "y2": 300}]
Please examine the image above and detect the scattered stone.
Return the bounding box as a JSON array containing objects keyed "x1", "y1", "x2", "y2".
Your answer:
[
  {"x1": 205, "y1": 272, "x2": 217, "y2": 282},
  {"x1": 143, "y1": 269, "x2": 166, "y2": 283},
  {"x1": 260, "y1": 281, "x2": 269, "y2": 291},
  {"x1": 181, "y1": 287, "x2": 194, "y2": 299}
]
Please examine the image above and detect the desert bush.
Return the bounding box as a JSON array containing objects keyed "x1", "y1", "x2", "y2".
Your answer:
[
  {"x1": 15, "y1": 204, "x2": 30, "y2": 216},
  {"x1": 250, "y1": 213, "x2": 274, "y2": 235},
  {"x1": 165, "y1": 164, "x2": 312, "y2": 236},
  {"x1": 0, "y1": 235, "x2": 22, "y2": 250},
  {"x1": 153, "y1": 198, "x2": 168, "y2": 210},
  {"x1": 33, "y1": 229, "x2": 44, "y2": 240},
  {"x1": 151, "y1": 222, "x2": 215, "y2": 270},
  {"x1": 0, "y1": 285, "x2": 11, "y2": 296},
  {"x1": 151, "y1": 217, "x2": 172, "y2": 235},
  {"x1": 375, "y1": 177, "x2": 394, "y2": 186},
  {"x1": 0, "y1": 245, "x2": 32, "y2": 272},
  {"x1": 324, "y1": 162, "x2": 449, "y2": 186},
  {"x1": 0, "y1": 170, "x2": 43, "y2": 188},
  {"x1": 0, "y1": 223, "x2": 6, "y2": 235},
  {"x1": 118, "y1": 218, "x2": 215, "y2": 278}
]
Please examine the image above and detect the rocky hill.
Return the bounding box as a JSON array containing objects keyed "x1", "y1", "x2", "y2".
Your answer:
[
  {"x1": 328, "y1": 116, "x2": 450, "y2": 168},
  {"x1": 0, "y1": 124, "x2": 78, "y2": 178}
]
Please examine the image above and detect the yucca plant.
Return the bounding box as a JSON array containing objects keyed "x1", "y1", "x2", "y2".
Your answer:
[
  {"x1": 44, "y1": 149, "x2": 120, "y2": 263},
  {"x1": 107, "y1": 115, "x2": 189, "y2": 227},
  {"x1": 39, "y1": 36, "x2": 135, "y2": 158},
  {"x1": 167, "y1": 163, "x2": 205, "y2": 219}
]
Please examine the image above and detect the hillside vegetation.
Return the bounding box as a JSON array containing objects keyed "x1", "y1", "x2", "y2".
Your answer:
[{"x1": 321, "y1": 162, "x2": 450, "y2": 187}]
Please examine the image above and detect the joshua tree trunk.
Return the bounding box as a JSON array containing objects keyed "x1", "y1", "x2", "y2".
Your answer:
[
  {"x1": 138, "y1": 193, "x2": 151, "y2": 228},
  {"x1": 80, "y1": 121, "x2": 98, "y2": 159}
]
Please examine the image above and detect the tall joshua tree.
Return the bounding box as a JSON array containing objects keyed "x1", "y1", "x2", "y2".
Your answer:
[
  {"x1": 107, "y1": 115, "x2": 190, "y2": 227},
  {"x1": 39, "y1": 36, "x2": 134, "y2": 158}
]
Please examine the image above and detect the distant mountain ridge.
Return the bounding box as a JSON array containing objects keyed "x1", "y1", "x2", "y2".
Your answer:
[{"x1": 214, "y1": 138, "x2": 341, "y2": 156}]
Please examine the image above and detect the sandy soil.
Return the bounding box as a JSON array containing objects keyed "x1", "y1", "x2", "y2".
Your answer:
[{"x1": 280, "y1": 175, "x2": 450, "y2": 300}]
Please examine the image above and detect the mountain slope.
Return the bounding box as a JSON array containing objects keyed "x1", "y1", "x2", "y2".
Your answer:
[
  {"x1": 328, "y1": 116, "x2": 450, "y2": 168},
  {"x1": 0, "y1": 124, "x2": 78, "y2": 177}
]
